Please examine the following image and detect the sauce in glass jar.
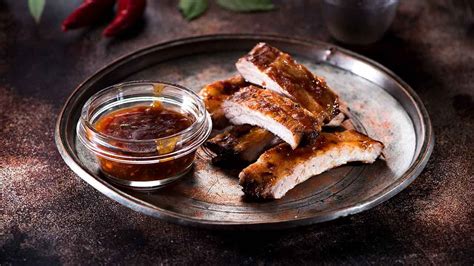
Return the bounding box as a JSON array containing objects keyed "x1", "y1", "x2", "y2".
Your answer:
[
  {"x1": 77, "y1": 81, "x2": 212, "y2": 189},
  {"x1": 94, "y1": 105, "x2": 195, "y2": 181}
]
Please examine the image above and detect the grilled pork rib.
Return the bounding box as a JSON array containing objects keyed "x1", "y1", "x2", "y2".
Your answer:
[
  {"x1": 223, "y1": 86, "x2": 320, "y2": 149},
  {"x1": 239, "y1": 130, "x2": 384, "y2": 199},
  {"x1": 236, "y1": 42, "x2": 340, "y2": 123},
  {"x1": 204, "y1": 125, "x2": 278, "y2": 165},
  {"x1": 198, "y1": 75, "x2": 249, "y2": 129}
]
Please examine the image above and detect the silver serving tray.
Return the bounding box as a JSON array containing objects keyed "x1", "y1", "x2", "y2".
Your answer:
[{"x1": 55, "y1": 35, "x2": 433, "y2": 229}]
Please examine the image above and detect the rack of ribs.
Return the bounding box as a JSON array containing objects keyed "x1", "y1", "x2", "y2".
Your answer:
[{"x1": 198, "y1": 43, "x2": 385, "y2": 200}]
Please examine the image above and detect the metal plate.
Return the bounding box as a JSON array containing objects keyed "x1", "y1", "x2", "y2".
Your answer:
[{"x1": 55, "y1": 34, "x2": 433, "y2": 229}]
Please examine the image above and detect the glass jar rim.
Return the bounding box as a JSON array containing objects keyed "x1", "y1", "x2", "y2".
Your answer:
[{"x1": 80, "y1": 80, "x2": 207, "y2": 145}]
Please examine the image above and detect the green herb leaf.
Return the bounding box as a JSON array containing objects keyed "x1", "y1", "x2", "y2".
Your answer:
[
  {"x1": 179, "y1": 0, "x2": 208, "y2": 20},
  {"x1": 28, "y1": 0, "x2": 45, "y2": 23},
  {"x1": 216, "y1": 0, "x2": 274, "y2": 12}
]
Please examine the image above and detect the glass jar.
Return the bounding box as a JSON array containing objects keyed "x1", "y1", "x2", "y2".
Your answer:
[
  {"x1": 77, "y1": 81, "x2": 212, "y2": 190},
  {"x1": 322, "y1": 0, "x2": 400, "y2": 45}
]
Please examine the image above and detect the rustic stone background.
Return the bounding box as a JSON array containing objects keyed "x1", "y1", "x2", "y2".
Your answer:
[{"x1": 1, "y1": 0, "x2": 473, "y2": 264}]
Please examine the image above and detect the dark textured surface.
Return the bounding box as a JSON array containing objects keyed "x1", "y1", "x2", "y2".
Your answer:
[{"x1": 1, "y1": 0, "x2": 473, "y2": 264}]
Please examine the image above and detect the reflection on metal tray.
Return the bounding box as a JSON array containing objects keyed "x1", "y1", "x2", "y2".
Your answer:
[{"x1": 55, "y1": 34, "x2": 433, "y2": 229}]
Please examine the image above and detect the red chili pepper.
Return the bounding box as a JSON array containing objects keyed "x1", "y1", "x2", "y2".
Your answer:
[
  {"x1": 102, "y1": 0, "x2": 146, "y2": 37},
  {"x1": 62, "y1": 0, "x2": 117, "y2": 32}
]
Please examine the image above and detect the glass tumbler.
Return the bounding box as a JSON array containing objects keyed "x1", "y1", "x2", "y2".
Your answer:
[{"x1": 322, "y1": 0, "x2": 400, "y2": 45}]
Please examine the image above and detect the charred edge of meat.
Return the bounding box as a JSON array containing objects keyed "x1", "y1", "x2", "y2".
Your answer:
[
  {"x1": 204, "y1": 125, "x2": 253, "y2": 166},
  {"x1": 204, "y1": 125, "x2": 278, "y2": 167}
]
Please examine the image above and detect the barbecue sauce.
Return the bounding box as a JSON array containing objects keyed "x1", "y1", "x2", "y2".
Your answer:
[{"x1": 94, "y1": 104, "x2": 195, "y2": 181}]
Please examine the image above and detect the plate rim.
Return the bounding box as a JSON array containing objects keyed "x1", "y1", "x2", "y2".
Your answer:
[{"x1": 55, "y1": 34, "x2": 434, "y2": 229}]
